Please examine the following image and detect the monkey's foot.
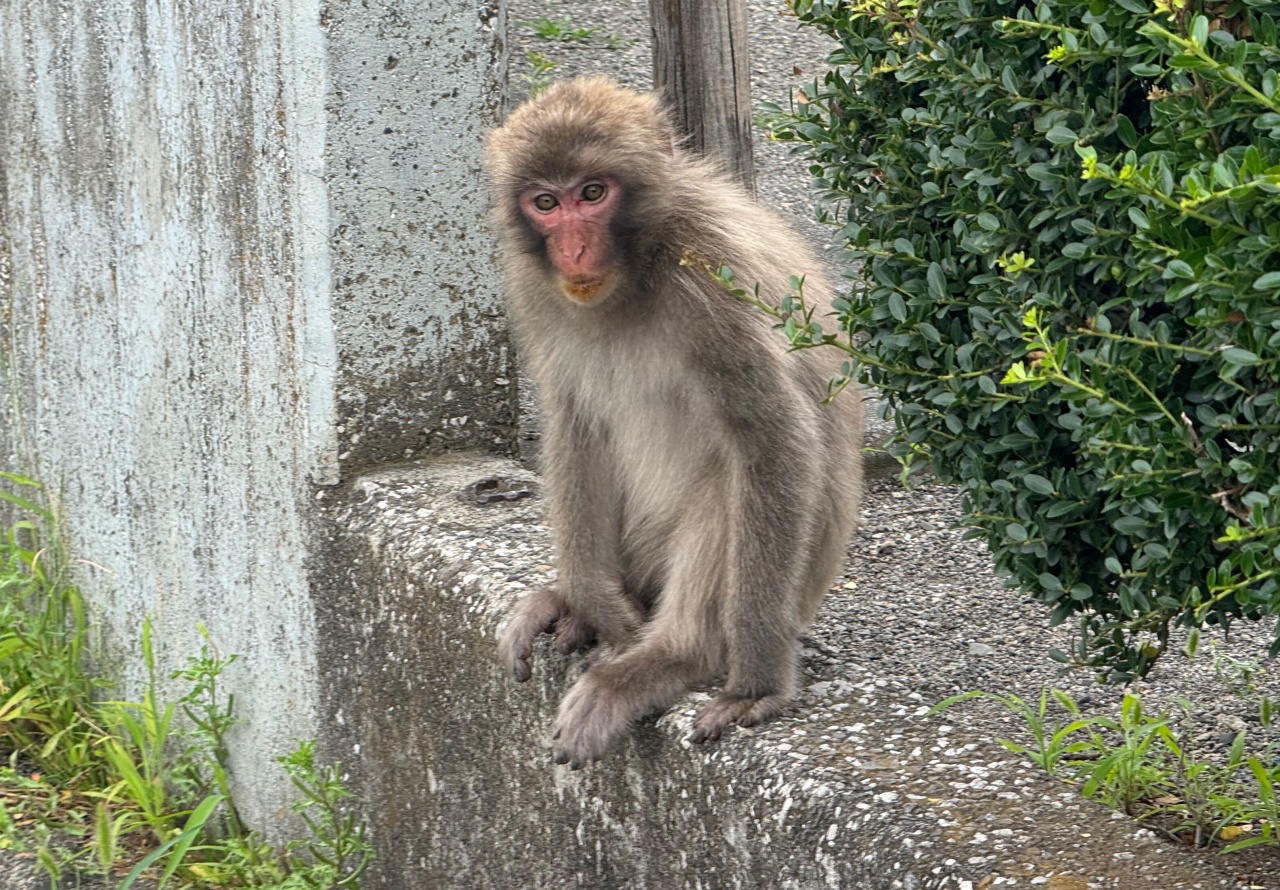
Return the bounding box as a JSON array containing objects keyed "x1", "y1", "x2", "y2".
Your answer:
[
  {"x1": 551, "y1": 677, "x2": 630, "y2": 769},
  {"x1": 689, "y1": 692, "x2": 790, "y2": 744},
  {"x1": 497, "y1": 586, "x2": 594, "y2": 682}
]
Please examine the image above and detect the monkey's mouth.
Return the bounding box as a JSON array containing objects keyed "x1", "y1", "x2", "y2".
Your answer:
[{"x1": 560, "y1": 273, "x2": 615, "y2": 304}]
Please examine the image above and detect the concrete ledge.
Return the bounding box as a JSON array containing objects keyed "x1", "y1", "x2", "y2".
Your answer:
[{"x1": 315, "y1": 455, "x2": 1236, "y2": 890}]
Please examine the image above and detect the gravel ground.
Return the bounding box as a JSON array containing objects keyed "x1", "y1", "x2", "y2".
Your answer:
[{"x1": 508, "y1": 2, "x2": 1280, "y2": 886}]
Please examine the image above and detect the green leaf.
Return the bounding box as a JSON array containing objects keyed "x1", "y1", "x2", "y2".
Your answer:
[
  {"x1": 1038, "y1": 573, "x2": 1064, "y2": 592},
  {"x1": 1023, "y1": 474, "x2": 1055, "y2": 495},
  {"x1": 1169, "y1": 53, "x2": 1210, "y2": 70},
  {"x1": 927, "y1": 263, "x2": 948, "y2": 299},
  {"x1": 1115, "y1": 115, "x2": 1138, "y2": 148},
  {"x1": 1027, "y1": 163, "x2": 1059, "y2": 182},
  {"x1": 1046, "y1": 126, "x2": 1078, "y2": 145},
  {"x1": 158, "y1": 795, "x2": 224, "y2": 887},
  {"x1": 0, "y1": 490, "x2": 50, "y2": 519},
  {"x1": 1252, "y1": 271, "x2": 1280, "y2": 291},
  {"x1": 118, "y1": 795, "x2": 221, "y2": 890},
  {"x1": 889, "y1": 293, "x2": 908, "y2": 322},
  {"x1": 1222, "y1": 348, "x2": 1259, "y2": 365},
  {"x1": 1001, "y1": 66, "x2": 1019, "y2": 94},
  {"x1": 1113, "y1": 516, "x2": 1148, "y2": 535},
  {"x1": 1191, "y1": 15, "x2": 1209, "y2": 47}
]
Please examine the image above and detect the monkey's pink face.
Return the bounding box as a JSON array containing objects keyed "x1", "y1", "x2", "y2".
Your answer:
[{"x1": 519, "y1": 176, "x2": 622, "y2": 305}]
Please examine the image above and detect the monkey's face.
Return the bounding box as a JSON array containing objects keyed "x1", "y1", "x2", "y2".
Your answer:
[{"x1": 519, "y1": 176, "x2": 623, "y2": 306}]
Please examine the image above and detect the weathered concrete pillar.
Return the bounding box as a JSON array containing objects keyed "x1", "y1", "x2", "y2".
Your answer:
[
  {"x1": 0, "y1": 0, "x2": 510, "y2": 835},
  {"x1": 326, "y1": 1, "x2": 515, "y2": 468}
]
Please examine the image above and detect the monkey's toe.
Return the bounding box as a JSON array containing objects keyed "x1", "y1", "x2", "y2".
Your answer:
[
  {"x1": 735, "y1": 693, "x2": 789, "y2": 728},
  {"x1": 550, "y1": 731, "x2": 604, "y2": 769},
  {"x1": 498, "y1": 586, "x2": 577, "y2": 682},
  {"x1": 688, "y1": 721, "x2": 725, "y2": 745},
  {"x1": 692, "y1": 693, "x2": 789, "y2": 744},
  {"x1": 690, "y1": 698, "x2": 749, "y2": 744}
]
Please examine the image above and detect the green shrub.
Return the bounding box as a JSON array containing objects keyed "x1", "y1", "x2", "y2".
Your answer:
[{"x1": 772, "y1": 0, "x2": 1280, "y2": 678}]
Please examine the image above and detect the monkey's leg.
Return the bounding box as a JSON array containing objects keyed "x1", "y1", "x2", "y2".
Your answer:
[
  {"x1": 551, "y1": 496, "x2": 727, "y2": 766},
  {"x1": 497, "y1": 587, "x2": 596, "y2": 683},
  {"x1": 687, "y1": 459, "x2": 858, "y2": 737},
  {"x1": 690, "y1": 461, "x2": 818, "y2": 744},
  {"x1": 552, "y1": 647, "x2": 706, "y2": 768}
]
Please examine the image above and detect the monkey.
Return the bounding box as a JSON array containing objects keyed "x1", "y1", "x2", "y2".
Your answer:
[{"x1": 487, "y1": 78, "x2": 863, "y2": 768}]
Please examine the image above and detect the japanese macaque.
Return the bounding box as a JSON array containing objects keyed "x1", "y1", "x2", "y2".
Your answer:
[{"x1": 488, "y1": 78, "x2": 863, "y2": 767}]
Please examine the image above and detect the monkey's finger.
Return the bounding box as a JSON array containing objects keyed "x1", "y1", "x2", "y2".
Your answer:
[
  {"x1": 511, "y1": 658, "x2": 532, "y2": 683},
  {"x1": 553, "y1": 616, "x2": 594, "y2": 654},
  {"x1": 498, "y1": 635, "x2": 535, "y2": 682}
]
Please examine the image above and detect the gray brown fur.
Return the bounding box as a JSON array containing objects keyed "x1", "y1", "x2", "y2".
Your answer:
[{"x1": 487, "y1": 78, "x2": 863, "y2": 767}]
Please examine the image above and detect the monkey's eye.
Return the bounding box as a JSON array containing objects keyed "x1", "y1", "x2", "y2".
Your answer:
[
  {"x1": 533, "y1": 194, "x2": 558, "y2": 212},
  {"x1": 580, "y1": 182, "x2": 607, "y2": 202}
]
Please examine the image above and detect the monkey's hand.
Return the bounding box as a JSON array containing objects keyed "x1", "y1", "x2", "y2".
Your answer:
[
  {"x1": 689, "y1": 692, "x2": 791, "y2": 744},
  {"x1": 551, "y1": 674, "x2": 630, "y2": 769},
  {"x1": 497, "y1": 586, "x2": 596, "y2": 682}
]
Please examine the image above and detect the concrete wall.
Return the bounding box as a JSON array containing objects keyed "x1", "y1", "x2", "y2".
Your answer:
[
  {"x1": 314, "y1": 456, "x2": 1239, "y2": 890},
  {"x1": 327, "y1": 1, "x2": 515, "y2": 470},
  {"x1": 0, "y1": 0, "x2": 510, "y2": 830}
]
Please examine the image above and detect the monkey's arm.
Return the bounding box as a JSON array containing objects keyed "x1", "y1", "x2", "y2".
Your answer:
[
  {"x1": 538, "y1": 393, "x2": 644, "y2": 647},
  {"x1": 497, "y1": 391, "x2": 638, "y2": 682}
]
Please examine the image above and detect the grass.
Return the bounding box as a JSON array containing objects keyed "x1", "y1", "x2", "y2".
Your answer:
[
  {"x1": 521, "y1": 51, "x2": 558, "y2": 97},
  {"x1": 933, "y1": 683, "x2": 1280, "y2": 853},
  {"x1": 519, "y1": 16, "x2": 601, "y2": 42},
  {"x1": 514, "y1": 14, "x2": 631, "y2": 98},
  {"x1": 0, "y1": 472, "x2": 372, "y2": 887},
  {"x1": 515, "y1": 14, "x2": 631, "y2": 98}
]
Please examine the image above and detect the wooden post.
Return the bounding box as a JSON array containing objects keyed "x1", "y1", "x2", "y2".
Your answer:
[{"x1": 649, "y1": 0, "x2": 756, "y2": 193}]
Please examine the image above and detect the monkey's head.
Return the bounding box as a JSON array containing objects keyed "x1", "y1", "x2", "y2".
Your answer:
[{"x1": 486, "y1": 78, "x2": 678, "y2": 307}]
